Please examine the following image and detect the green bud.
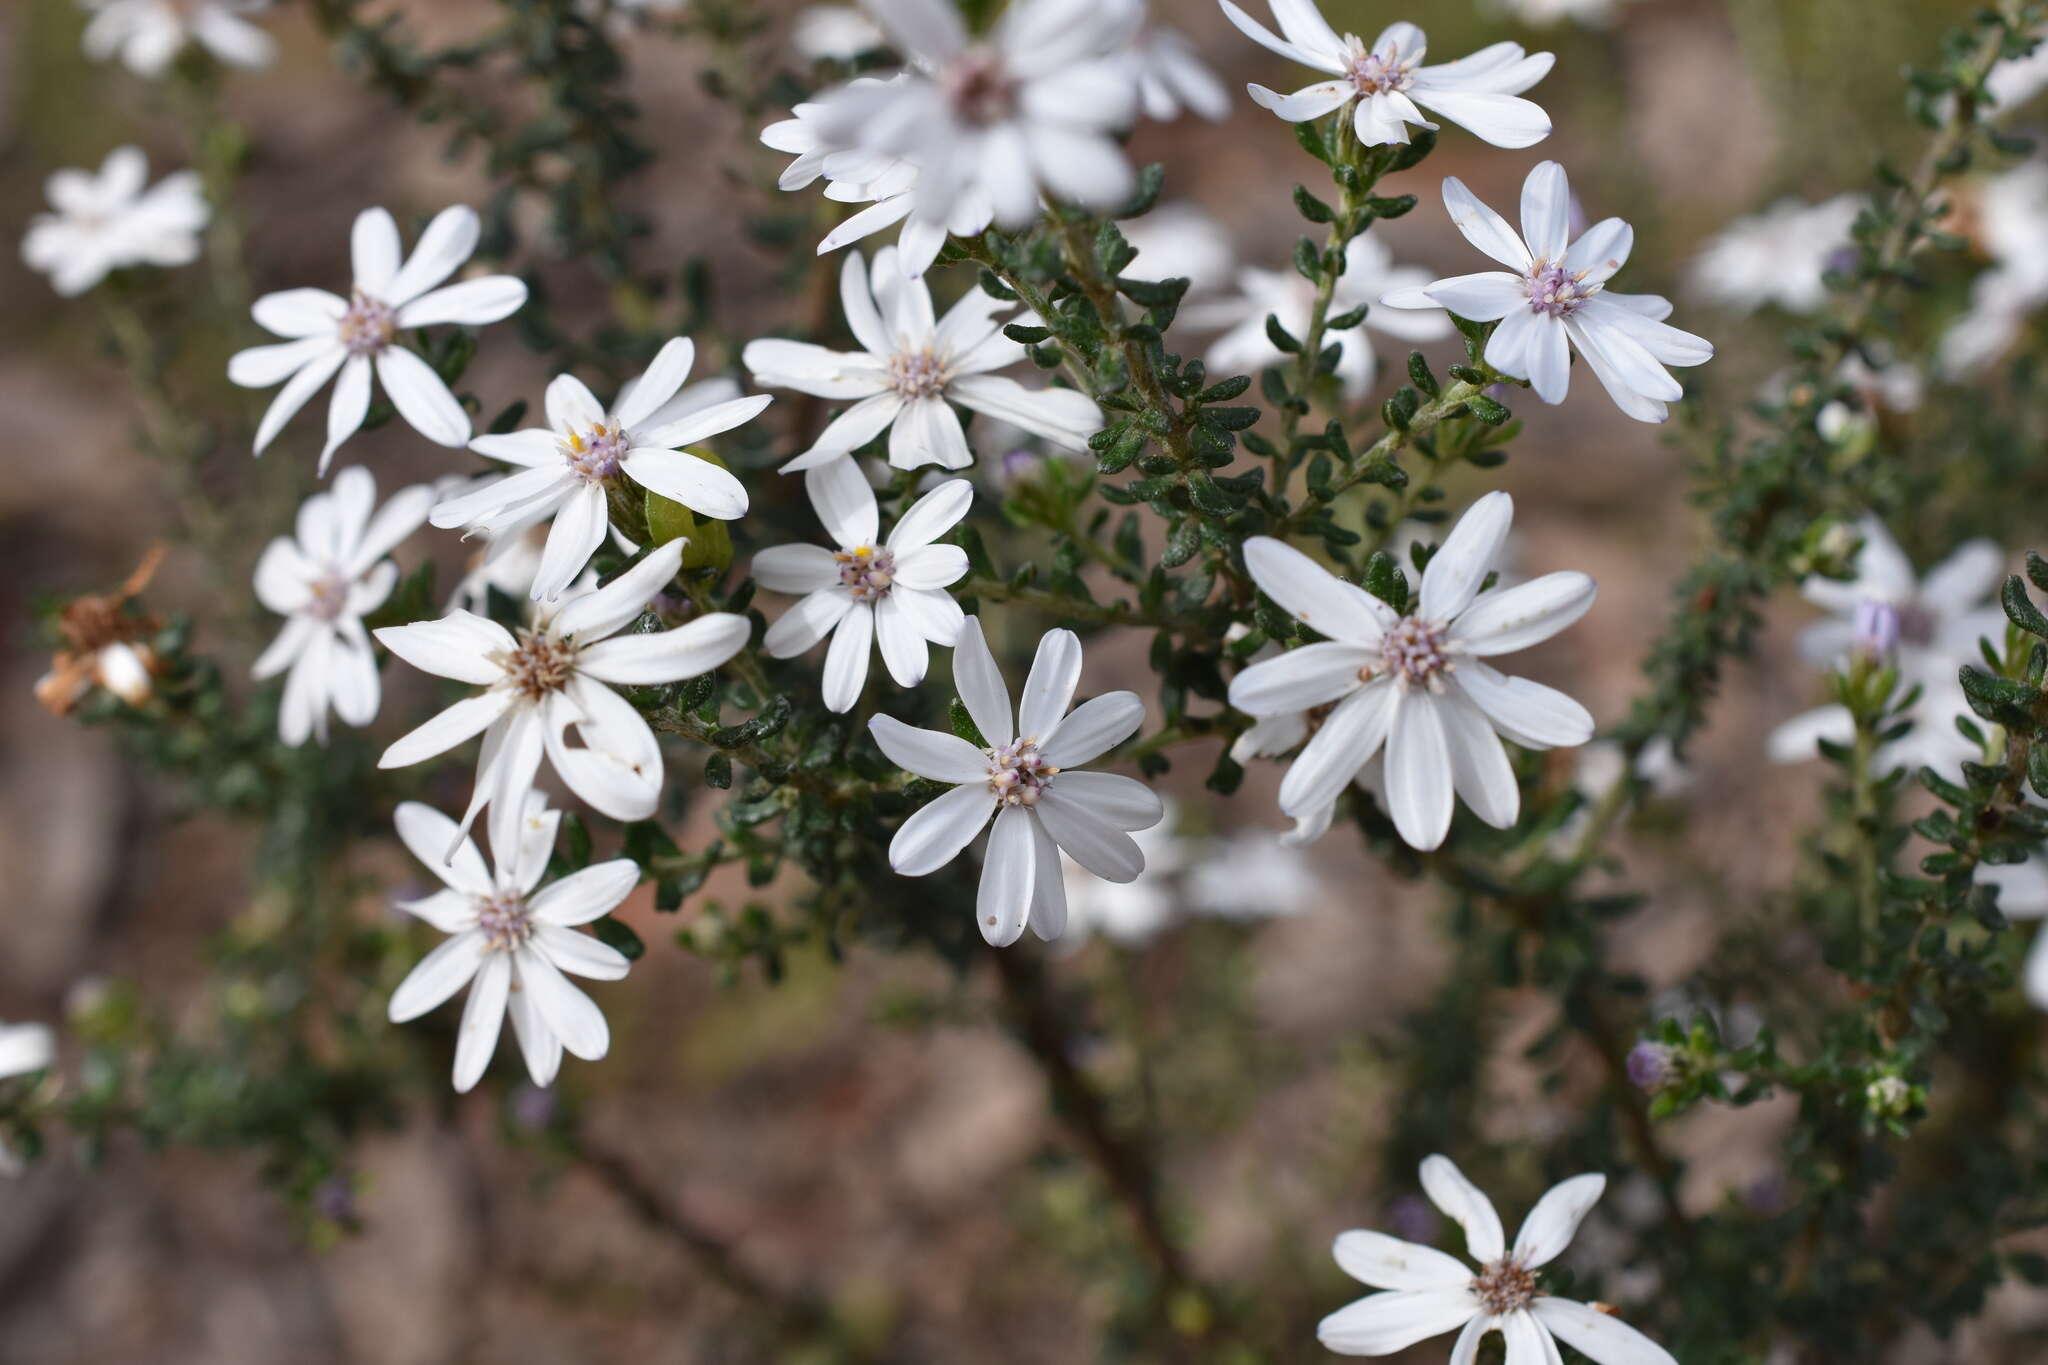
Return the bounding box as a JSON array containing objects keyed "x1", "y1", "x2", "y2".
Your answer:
[{"x1": 646, "y1": 447, "x2": 734, "y2": 572}]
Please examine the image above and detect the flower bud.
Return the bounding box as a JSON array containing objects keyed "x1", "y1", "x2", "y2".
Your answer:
[
  {"x1": 1852, "y1": 598, "x2": 1901, "y2": 663},
  {"x1": 1626, "y1": 1041, "x2": 1673, "y2": 1092},
  {"x1": 644, "y1": 448, "x2": 735, "y2": 574}
]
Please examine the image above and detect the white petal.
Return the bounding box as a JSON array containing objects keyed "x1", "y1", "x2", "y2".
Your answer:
[
  {"x1": 622, "y1": 449, "x2": 748, "y2": 520},
  {"x1": 947, "y1": 374, "x2": 1101, "y2": 452},
  {"x1": 389, "y1": 930, "x2": 486, "y2": 1023},
  {"x1": 1317, "y1": 1290, "x2": 1480, "y2": 1356},
  {"x1": 451, "y1": 953, "x2": 511, "y2": 1093},
  {"x1": 516, "y1": 948, "x2": 609, "y2": 1061},
  {"x1": 1442, "y1": 177, "x2": 1532, "y2": 271},
  {"x1": 1421, "y1": 490, "x2": 1514, "y2": 622},
  {"x1": 891, "y1": 546, "x2": 969, "y2": 591},
  {"x1": 1039, "y1": 692, "x2": 1145, "y2": 769},
  {"x1": 839, "y1": 250, "x2": 892, "y2": 356},
  {"x1": 1243, "y1": 536, "x2": 1397, "y2": 646},
  {"x1": 375, "y1": 347, "x2": 471, "y2": 447},
  {"x1": 544, "y1": 680, "x2": 664, "y2": 822},
  {"x1": 822, "y1": 600, "x2": 875, "y2": 712},
  {"x1": 1502, "y1": 1310, "x2": 1559, "y2": 1365},
  {"x1": 874, "y1": 593, "x2": 931, "y2": 687},
  {"x1": 506, "y1": 984, "x2": 562, "y2": 1089},
  {"x1": 378, "y1": 691, "x2": 516, "y2": 769},
  {"x1": 1332, "y1": 1230, "x2": 1475, "y2": 1291},
  {"x1": 1413, "y1": 89, "x2": 1553, "y2": 149},
  {"x1": 952, "y1": 617, "x2": 1014, "y2": 745},
  {"x1": 1523, "y1": 312, "x2": 1572, "y2": 405},
  {"x1": 1247, "y1": 79, "x2": 1355, "y2": 122},
  {"x1": 616, "y1": 337, "x2": 696, "y2": 430},
  {"x1": 890, "y1": 782, "x2": 995, "y2": 876},
  {"x1": 1440, "y1": 687, "x2": 1520, "y2": 830},
  {"x1": 1230, "y1": 643, "x2": 1374, "y2": 716},
  {"x1": 230, "y1": 336, "x2": 336, "y2": 389},
  {"x1": 765, "y1": 588, "x2": 856, "y2": 657},
  {"x1": 397, "y1": 275, "x2": 528, "y2": 329},
  {"x1": 893, "y1": 582, "x2": 966, "y2": 643},
  {"x1": 1017, "y1": 628, "x2": 1082, "y2": 741},
  {"x1": 252, "y1": 615, "x2": 316, "y2": 680},
  {"x1": 352, "y1": 207, "x2": 401, "y2": 296},
  {"x1": 976, "y1": 804, "x2": 1036, "y2": 946},
  {"x1": 387, "y1": 205, "x2": 480, "y2": 307},
  {"x1": 395, "y1": 801, "x2": 493, "y2": 893},
  {"x1": 529, "y1": 860, "x2": 642, "y2": 926},
  {"x1": 1922, "y1": 538, "x2": 2006, "y2": 607},
  {"x1": 1279, "y1": 681, "x2": 1397, "y2": 818},
  {"x1": 252, "y1": 288, "x2": 346, "y2": 338},
  {"x1": 869, "y1": 715, "x2": 988, "y2": 783},
  {"x1": 1034, "y1": 787, "x2": 1146, "y2": 883},
  {"x1": 1420, "y1": 1154, "x2": 1507, "y2": 1262},
  {"x1": 252, "y1": 345, "x2": 347, "y2": 456},
  {"x1": 751, "y1": 543, "x2": 842, "y2": 595},
  {"x1": 545, "y1": 373, "x2": 606, "y2": 432},
  {"x1": 1562, "y1": 218, "x2": 1634, "y2": 284},
  {"x1": 375, "y1": 611, "x2": 516, "y2": 685},
  {"x1": 807, "y1": 455, "x2": 881, "y2": 548},
  {"x1": 1026, "y1": 813, "x2": 1069, "y2": 941},
  {"x1": 1531, "y1": 1300, "x2": 1676, "y2": 1365},
  {"x1": 1216, "y1": 0, "x2": 1345, "y2": 73},
  {"x1": 393, "y1": 890, "x2": 473, "y2": 933},
  {"x1": 1386, "y1": 690, "x2": 1455, "y2": 850},
  {"x1": 781, "y1": 392, "x2": 905, "y2": 470},
  {"x1": 634, "y1": 393, "x2": 775, "y2": 452},
  {"x1": 321, "y1": 355, "x2": 374, "y2": 474},
  {"x1": 550, "y1": 539, "x2": 686, "y2": 641},
  {"x1": 578, "y1": 614, "x2": 750, "y2": 685},
  {"x1": 742, "y1": 338, "x2": 890, "y2": 400},
  {"x1": 1456, "y1": 664, "x2": 1594, "y2": 750},
  {"x1": 1452, "y1": 572, "x2": 1596, "y2": 655},
  {"x1": 1041, "y1": 770, "x2": 1161, "y2": 831},
  {"x1": 534, "y1": 924, "x2": 631, "y2": 981},
  {"x1": 887, "y1": 478, "x2": 973, "y2": 552},
  {"x1": 1513, "y1": 1173, "x2": 1606, "y2": 1268},
  {"x1": 1419, "y1": 272, "x2": 1527, "y2": 321},
  {"x1": 890, "y1": 395, "x2": 972, "y2": 470}
]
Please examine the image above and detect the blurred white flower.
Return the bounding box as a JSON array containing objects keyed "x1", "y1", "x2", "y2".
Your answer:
[
  {"x1": 389, "y1": 795, "x2": 637, "y2": 1093},
  {"x1": 79, "y1": 0, "x2": 274, "y2": 78},
  {"x1": 1985, "y1": 26, "x2": 2048, "y2": 116},
  {"x1": 743, "y1": 247, "x2": 1101, "y2": 471},
  {"x1": 792, "y1": 4, "x2": 884, "y2": 60},
  {"x1": 1767, "y1": 517, "x2": 2006, "y2": 777},
  {"x1": 1062, "y1": 812, "x2": 1187, "y2": 945},
  {"x1": 1120, "y1": 202, "x2": 1236, "y2": 292},
  {"x1": 1938, "y1": 162, "x2": 2048, "y2": 377},
  {"x1": 1127, "y1": 21, "x2": 1230, "y2": 123},
  {"x1": 1184, "y1": 234, "x2": 1452, "y2": 398},
  {"x1": 0, "y1": 1023, "x2": 55, "y2": 1081},
  {"x1": 1318, "y1": 1155, "x2": 1675, "y2": 1365},
  {"x1": 21, "y1": 146, "x2": 208, "y2": 297},
  {"x1": 431, "y1": 338, "x2": 769, "y2": 601},
  {"x1": 254, "y1": 467, "x2": 434, "y2": 747},
  {"x1": 808, "y1": 0, "x2": 1144, "y2": 231},
  {"x1": 1220, "y1": 7, "x2": 1554, "y2": 149},
  {"x1": 868, "y1": 620, "x2": 1163, "y2": 945},
  {"x1": 376, "y1": 539, "x2": 750, "y2": 842},
  {"x1": 1383, "y1": 162, "x2": 1714, "y2": 423},
  {"x1": 1186, "y1": 829, "x2": 1322, "y2": 919},
  {"x1": 227, "y1": 205, "x2": 528, "y2": 471},
  {"x1": 1489, "y1": 0, "x2": 1634, "y2": 27},
  {"x1": 755, "y1": 459, "x2": 971, "y2": 711},
  {"x1": 1687, "y1": 195, "x2": 1864, "y2": 315},
  {"x1": 1230, "y1": 493, "x2": 1596, "y2": 851}
]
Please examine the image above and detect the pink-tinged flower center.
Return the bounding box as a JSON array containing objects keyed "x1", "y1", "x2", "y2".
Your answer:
[
  {"x1": 1376, "y1": 616, "x2": 1453, "y2": 691},
  {"x1": 499, "y1": 630, "x2": 576, "y2": 701},
  {"x1": 1472, "y1": 1257, "x2": 1537, "y2": 1315},
  {"x1": 942, "y1": 48, "x2": 1018, "y2": 127},
  {"x1": 562, "y1": 422, "x2": 631, "y2": 484},
  {"x1": 836, "y1": 545, "x2": 897, "y2": 601},
  {"x1": 1526, "y1": 261, "x2": 1597, "y2": 318},
  {"x1": 1343, "y1": 39, "x2": 1415, "y2": 96},
  {"x1": 339, "y1": 290, "x2": 398, "y2": 356},
  {"x1": 475, "y1": 891, "x2": 536, "y2": 952},
  {"x1": 987, "y1": 738, "x2": 1056, "y2": 806},
  {"x1": 304, "y1": 567, "x2": 352, "y2": 623},
  {"x1": 888, "y1": 348, "x2": 949, "y2": 401}
]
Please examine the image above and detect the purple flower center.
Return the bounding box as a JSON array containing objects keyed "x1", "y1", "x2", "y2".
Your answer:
[
  {"x1": 987, "y1": 738, "x2": 1056, "y2": 807},
  {"x1": 1626, "y1": 1041, "x2": 1672, "y2": 1091},
  {"x1": 836, "y1": 545, "x2": 897, "y2": 601},
  {"x1": 889, "y1": 347, "x2": 949, "y2": 401},
  {"x1": 475, "y1": 891, "x2": 536, "y2": 952},
  {"x1": 1343, "y1": 40, "x2": 1414, "y2": 96},
  {"x1": 563, "y1": 422, "x2": 631, "y2": 483},
  {"x1": 305, "y1": 567, "x2": 352, "y2": 622},
  {"x1": 942, "y1": 48, "x2": 1018, "y2": 127},
  {"x1": 1526, "y1": 262, "x2": 1595, "y2": 318},
  {"x1": 1376, "y1": 616, "x2": 1453, "y2": 691},
  {"x1": 339, "y1": 290, "x2": 398, "y2": 356}
]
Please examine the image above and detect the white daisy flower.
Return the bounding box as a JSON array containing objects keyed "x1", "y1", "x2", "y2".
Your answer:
[
  {"x1": 791, "y1": 4, "x2": 885, "y2": 60},
  {"x1": 755, "y1": 458, "x2": 971, "y2": 711},
  {"x1": 1490, "y1": 0, "x2": 1633, "y2": 27},
  {"x1": 1183, "y1": 233, "x2": 1452, "y2": 399},
  {"x1": 375, "y1": 538, "x2": 750, "y2": 842},
  {"x1": 867, "y1": 619, "x2": 1164, "y2": 945},
  {"x1": 1381, "y1": 162, "x2": 1714, "y2": 423},
  {"x1": 388, "y1": 795, "x2": 637, "y2": 1093},
  {"x1": 1127, "y1": 21, "x2": 1231, "y2": 123},
  {"x1": 1185, "y1": 828, "x2": 1323, "y2": 920},
  {"x1": 1938, "y1": 162, "x2": 2048, "y2": 377},
  {"x1": 1219, "y1": 5, "x2": 1554, "y2": 149},
  {"x1": 21, "y1": 146, "x2": 209, "y2": 297},
  {"x1": 429, "y1": 338, "x2": 770, "y2": 601},
  {"x1": 762, "y1": 79, "x2": 998, "y2": 279},
  {"x1": 227, "y1": 205, "x2": 529, "y2": 472},
  {"x1": 743, "y1": 247, "x2": 1102, "y2": 472},
  {"x1": 253, "y1": 466, "x2": 435, "y2": 747},
  {"x1": 79, "y1": 0, "x2": 274, "y2": 78},
  {"x1": 1767, "y1": 517, "x2": 2006, "y2": 778},
  {"x1": 0, "y1": 1023, "x2": 55, "y2": 1081},
  {"x1": 1319, "y1": 1154, "x2": 1676, "y2": 1365},
  {"x1": 1686, "y1": 194, "x2": 1864, "y2": 316},
  {"x1": 1229, "y1": 492, "x2": 1596, "y2": 851},
  {"x1": 808, "y1": 0, "x2": 1143, "y2": 231}
]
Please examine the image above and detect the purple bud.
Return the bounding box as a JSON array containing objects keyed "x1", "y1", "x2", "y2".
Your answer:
[
  {"x1": 1823, "y1": 245, "x2": 1859, "y2": 279},
  {"x1": 1744, "y1": 1172, "x2": 1787, "y2": 1214},
  {"x1": 1388, "y1": 1194, "x2": 1438, "y2": 1242},
  {"x1": 1853, "y1": 598, "x2": 1901, "y2": 662},
  {"x1": 1000, "y1": 447, "x2": 1043, "y2": 484},
  {"x1": 511, "y1": 1083, "x2": 558, "y2": 1132},
  {"x1": 313, "y1": 1174, "x2": 356, "y2": 1224},
  {"x1": 1626, "y1": 1042, "x2": 1671, "y2": 1092}
]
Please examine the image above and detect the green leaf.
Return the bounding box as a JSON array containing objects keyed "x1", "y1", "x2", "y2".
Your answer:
[
  {"x1": 1293, "y1": 185, "x2": 1335, "y2": 223},
  {"x1": 949, "y1": 696, "x2": 988, "y2": 747}
]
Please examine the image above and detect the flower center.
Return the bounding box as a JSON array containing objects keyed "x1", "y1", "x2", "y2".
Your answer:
[
  {"x1": 339, "y1": 289, "x2": 398, "y2": 356},
  {"x1": 1471, "y1": 1257, "x2": 1538, "y2": 1316},
  {"x1": 1376, "y1": 616, "x2": 1453, "y2": 691},
  {"x1": 836, "y1": 545, "x2": 897, "y2": 600},
  {"x1": 304, "y1": 567, "x2": 352, "y2": 623},
  {"x1": 987, "y1": 738, "x2": 1057, "y2": 806},
  {"x1": 888, "y1": 347, "x2": 949, "y2": 401},
  {"x1": 1526, "y1": 261, "x2": 1597, "y2": 318},
  {"x1": 1343, "y1": 39, "x2": 1414, "y2": 96},
  {"x1": 562, "y1": 421, "x2": 632, "y2": 484},
  {"x1": 942, "y1": 48, "x2": 1018, "y2": 126},
  {"x1": 498, "y1": 630, "x2": 577, "y2": 701},
  {"x1": 475, "y1": 891, "x2": 536, "y2": 952}
]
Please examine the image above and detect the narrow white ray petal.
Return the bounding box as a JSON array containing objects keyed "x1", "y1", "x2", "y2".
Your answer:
[
  {"x1": 533, "y1": 923, "x2": 631, "y2": 981},
  {"x1": 1243, "y1": 536, "x2": 1398, "y2": 646},
  {"x1": 516, "y1": 948, "x2": 609, "y2": 1061},
  {"x1": 952, "y1": 617, "x2": 1014, "y2": 745},
  {"x1": 451, "y1": 953, "x2": 510, "y2": 1093},
  {"x1": 1530, "y1": 1300, "x2": 1675, "y2": 1365},
  {"x1": 1513, "y1": 1173, "x2": 1606, "y2": 1268},
  {"x1": 375, "y1": 347, "x2": 471, "y2": 447},
  {"x1": 1451, "y1": 573, "x2": 1597, "y2": 655},
  {"x1": 379, "y1": 691, "x2": 516, "y2": 769},
  {"x1": 397, "y1": 275, "x2": 528, "y2": 329},
  {"x1": 822, "y1": 600, "x2": 875, "y2": 712},
  {"x1": 1017, "y1": 629, "x2": 1082, "y2": 741},
  {"x1": 1440, "y1": 687, "x2": 1520, "y2": 830},
  {"x1": 386, "y1": 205, "x2": 480, "y2": 307},
  {"x1": 1420, "y1": 491, "x2": 1515, "y2": 622},
  {"x1": 1333, "y1": 1230, "x2": 1475, "y2": 1291},
  {"x1": 615, "y1": 337, "x2": 696, "y2": 430},
  {"x1": 375, "y1": 611, "x2": 516, "y2": 684},
  {"x1": 751, "y1": 543, "x2": 842, "y2": 595},
  {"x1": 1420, "y1": 1155, "x2": 1507, "y2": 1262},
  {"x1": 1278, "y1": 682, "x2": 1397, "y2": 817},
  {"x1": 389, "y1": 930, "x2": 487, "y2": 1023},
  {"x1": 807, "y1": 455, "x2": 881, "y2": 548},
  {"x1": 1039, "y1": 692, "x2": 1146, "y2": 770},
  {"x1": 578, "y1": 614, "x2": 751, "y2": 685},
  {"x1": 1034, "y1": 788, "x2": 1145, "y2": 882},
  {"x1": 1229, "y1": 643, "x2": 1373, "y2": 716},
  {"x1": 765, "y1": 588, "x2": 856, "y2": 657},
  {"x1": 1026, "y1": 813, "x2": 1068, "y2": 941},
  {"x1": 622, "y1": 448, "x2": 749, "y2": 520},
  {"x1": 873, "y1": 594, "x2": 931, "y2": 688},
  {"x1": 975, "y1": 804, "x2": 1036, "y2": 946},
  {"x1": 550, "y1": 539, "x2": 686, "y2": 641},
  {"x1": 529, "y1": 860, "x2": 642, "y2": 927},
  {"x1": 886, "y1": 478, "x2": 973, "y2": 552},
  {"x1": 869, "y1": 715, "x2": 988, "y2": 783},
  {"x1": 1316, "y1": 1289, "x2": 1480, "y2": 1356},
  {"x1": 1442, "y1": 178, "x2": 1533, "y2": 271},
  {"x1": 889, "y1": 782, "x2": 995, "y2": 876}
]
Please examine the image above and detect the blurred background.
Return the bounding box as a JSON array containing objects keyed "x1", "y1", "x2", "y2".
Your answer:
[{"x1": 2, "y1": 0, "x2": 2041, "y2": 1361}]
